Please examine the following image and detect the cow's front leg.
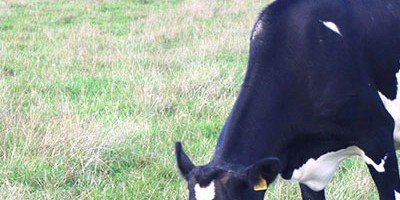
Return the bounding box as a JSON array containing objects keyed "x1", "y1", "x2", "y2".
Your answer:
[{"x1": 300, "y1": 183, "x2": 325, "y2": 200}]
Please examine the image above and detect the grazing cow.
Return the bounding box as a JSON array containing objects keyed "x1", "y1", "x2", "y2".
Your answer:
[{"x1": 175, "y1": 0, "x2": 400, "y2": 199}]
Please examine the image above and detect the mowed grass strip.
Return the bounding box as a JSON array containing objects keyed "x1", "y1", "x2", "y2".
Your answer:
[{"x1": 0, "y1": 0, "x2": 391, "y2": 199}]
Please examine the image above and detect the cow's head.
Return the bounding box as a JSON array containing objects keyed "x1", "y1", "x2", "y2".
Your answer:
[{"x1": 175, "y1": 142, "x2": 281, "y2": 200}]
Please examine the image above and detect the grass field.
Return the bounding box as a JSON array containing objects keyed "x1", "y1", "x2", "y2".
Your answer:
[{"x1": 0, "y1": 0, "x2": 394, "y2": 199}]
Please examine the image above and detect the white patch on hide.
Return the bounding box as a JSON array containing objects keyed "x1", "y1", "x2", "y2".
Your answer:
[
  {"x1": 291, "y1": 146, "x2": 387, "y2": 191},
  {"x1": 379, "y1": 68, "x2": 400, "y2": 143},
  {"x1": 194, "y1": 181, "x2": 215, "y2": 200},
  {"x1": 359, "y1": 153, "x2": 387, "y2": 173},
  {"x1": 395, "y1": 190, "x2": 400, "y2": 199},
  {"x1": 319, "y1": 20, "x2": 343, "y2": 37}
]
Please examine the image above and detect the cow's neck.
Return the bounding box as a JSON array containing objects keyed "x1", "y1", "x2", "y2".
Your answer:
[{"x1": 212, "y1": 83, "x2": 284, "y2": 166}]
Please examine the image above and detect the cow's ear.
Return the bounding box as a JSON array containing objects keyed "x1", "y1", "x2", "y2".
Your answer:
[
  {"x1": 175, "y1": 142, "x2": 195, "y2": 180},
  {"x1": 245, "y1": 157, "x2": 281, "y2": 191}
]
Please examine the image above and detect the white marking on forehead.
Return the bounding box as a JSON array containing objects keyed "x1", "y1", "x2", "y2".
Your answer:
[
  {"x1": 379, "y1": 67, "x2": 400, "y2": 143},
  {"x1": 291, "y1": 146, "x2": 387, "y2": 191},
  {"x1": 194, "y1": 181, "x2": 215, "y2": 200},
  {"x1": 251, "y1": 20, "x2": 264, "y2": 40},
  {"x1": 319, "y1": 20, "x2": 343, "y2": 37}
]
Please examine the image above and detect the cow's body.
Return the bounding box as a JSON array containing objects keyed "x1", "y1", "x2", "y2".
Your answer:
[{"x1": 176, "y1": 0, "x2": 400, "y2": 199}]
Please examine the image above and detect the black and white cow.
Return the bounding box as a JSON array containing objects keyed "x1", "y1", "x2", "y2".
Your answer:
[{"x1": 175, "y1": 0, "x2": 400, "y2": 199}]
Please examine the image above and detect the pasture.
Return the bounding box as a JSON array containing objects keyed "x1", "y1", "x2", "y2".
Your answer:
[{"x1": 0, "y1": 0, "x2": 393, "y2": 199}]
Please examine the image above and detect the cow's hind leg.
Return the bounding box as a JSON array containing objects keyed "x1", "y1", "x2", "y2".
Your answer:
[
  {"x1": 300, "y1": 183, "x2": 325, "y2": 200},
  {"x1": 359, "y1": 140, "x2": 400, "y2": 199},
  {"x1": 365, "y1": 150, "x2": 400, "y2": 199}
]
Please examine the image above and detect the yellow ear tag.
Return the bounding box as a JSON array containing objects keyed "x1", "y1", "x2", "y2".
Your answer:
[{"x1": 253, "y1": 177, "x2": 268, "y2": 191}]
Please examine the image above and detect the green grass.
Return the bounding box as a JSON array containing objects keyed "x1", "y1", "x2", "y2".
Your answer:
[{"x1": 0, "y1": 0, "x2": 393, "y2": 199}]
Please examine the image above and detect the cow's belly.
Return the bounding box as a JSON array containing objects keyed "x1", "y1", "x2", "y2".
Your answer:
[{"x1": 290, "y1": 146, "x2": 386, "y2": 191}]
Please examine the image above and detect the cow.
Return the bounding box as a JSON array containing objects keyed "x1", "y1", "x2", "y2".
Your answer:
[{"x1": 175, "y1": 0, "x2": 400, "y2": 199}]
